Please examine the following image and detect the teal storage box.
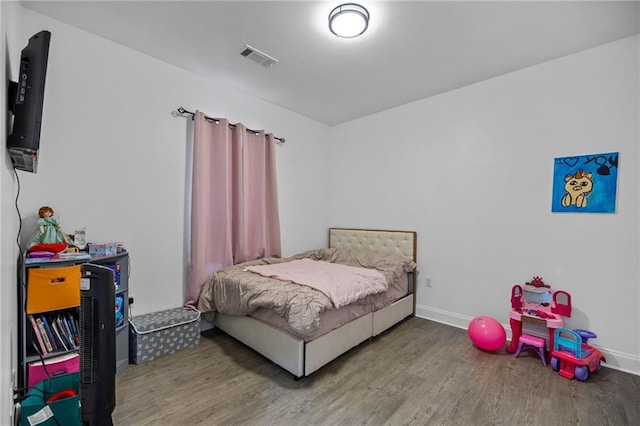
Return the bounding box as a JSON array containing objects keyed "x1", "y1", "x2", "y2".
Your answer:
[{"x1": 20, "y1": 373, "x2": 81, "y2": 426}]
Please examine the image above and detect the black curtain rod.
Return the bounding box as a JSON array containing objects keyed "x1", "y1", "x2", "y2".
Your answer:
[{"x1": 177, "y1": 107, "x2": 285, "y2": 144}]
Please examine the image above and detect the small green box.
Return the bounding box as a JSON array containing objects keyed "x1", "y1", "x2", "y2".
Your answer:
[{"x1": 20, "y1": 373, "x2": 81, "y2": 426}]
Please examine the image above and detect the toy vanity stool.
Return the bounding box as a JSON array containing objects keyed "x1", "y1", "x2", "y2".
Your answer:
[{"x1": 514, "y1": 333, "x2": 547, "y2": 366}]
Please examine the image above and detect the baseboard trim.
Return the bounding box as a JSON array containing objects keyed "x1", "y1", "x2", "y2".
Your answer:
[{"x1": 416, "y1": 304, "x2": 639, "y2": 376}]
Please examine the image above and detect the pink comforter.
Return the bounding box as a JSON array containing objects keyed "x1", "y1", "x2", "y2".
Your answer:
[{"x1": 246, "y1": 259, "x2": 387, "y2": 308}]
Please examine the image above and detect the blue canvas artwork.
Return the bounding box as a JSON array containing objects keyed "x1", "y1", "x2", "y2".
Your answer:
[{"x1": 552, "y1": 152, "x2": 619, "y2": 213}]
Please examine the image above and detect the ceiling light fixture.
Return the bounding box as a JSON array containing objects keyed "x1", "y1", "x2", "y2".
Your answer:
[{"x1": 328, "y1": 3, "x2": 369, "y2": 38}]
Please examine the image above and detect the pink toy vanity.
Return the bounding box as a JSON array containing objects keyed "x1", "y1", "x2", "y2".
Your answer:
[{"x1": 506, "y1": 281, "x2": 572, "y2": 356}]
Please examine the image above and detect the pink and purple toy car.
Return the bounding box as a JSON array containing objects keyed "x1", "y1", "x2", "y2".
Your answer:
[{"x1": 550, "y1": 328, "x2": 606, "y2": 381}]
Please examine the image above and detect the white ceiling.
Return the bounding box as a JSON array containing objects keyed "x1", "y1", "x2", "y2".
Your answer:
[{"x1": 23, "y1": 1, "x2": 640, "y2": 126}]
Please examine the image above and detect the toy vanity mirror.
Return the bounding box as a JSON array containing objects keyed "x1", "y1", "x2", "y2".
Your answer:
[
  {"x1": 510, "y1": 276, "x2": 572, "y2": 318},
  {"x1": 523, "y1": 285, "x2": 552, "y2": 307}
]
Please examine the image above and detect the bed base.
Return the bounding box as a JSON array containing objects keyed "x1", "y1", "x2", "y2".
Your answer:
[
  {"x1": 214, "y1": 293, "x2": 414, "y2": 378},
  {"x1": 213, "y1": 228, "x2": 417, "y2": 378}
]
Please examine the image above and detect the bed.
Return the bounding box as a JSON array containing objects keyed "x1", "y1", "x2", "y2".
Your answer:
[{"x1": 197, "y1": 228, "x2": 417, "y2": 378}]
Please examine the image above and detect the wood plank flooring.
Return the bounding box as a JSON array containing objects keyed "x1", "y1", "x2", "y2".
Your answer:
[{"x1": 113, "y1": 318, "x2": 640, "y2": 425}]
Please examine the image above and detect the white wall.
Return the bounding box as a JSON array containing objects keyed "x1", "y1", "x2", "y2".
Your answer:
[
  {"x1": 330, "y1": 36, "x2": 640, "y2": 373},
  {"x1": 17, "y1": 8, "x2": 332, "y2": 317},
  {"x1": 1, "y1": 2, "x2": 23, "y2": 422}
]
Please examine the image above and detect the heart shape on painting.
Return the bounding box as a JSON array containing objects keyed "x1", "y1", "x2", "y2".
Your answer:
[{"x1": 562, "y1": 157, "x2": 579, "y2": 167}]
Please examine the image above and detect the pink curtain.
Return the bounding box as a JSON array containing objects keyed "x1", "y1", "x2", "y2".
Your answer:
[{"x1": 186, "y1": 111, "x2": 281, "y2": 305}]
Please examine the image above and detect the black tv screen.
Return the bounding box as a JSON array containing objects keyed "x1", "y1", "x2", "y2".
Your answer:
[{"x1": 7, "y1": 30, "x2": 51, "y2": 173}]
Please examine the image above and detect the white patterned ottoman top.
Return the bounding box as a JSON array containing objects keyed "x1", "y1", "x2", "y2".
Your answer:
[{"x1": 130, "y1": 306, "x2": 200, "y2": 334}]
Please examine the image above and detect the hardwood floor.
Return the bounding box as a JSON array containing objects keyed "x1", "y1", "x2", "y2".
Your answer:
[{"x1": 113, "y1": 318, "x2": 640, "y2": 425}]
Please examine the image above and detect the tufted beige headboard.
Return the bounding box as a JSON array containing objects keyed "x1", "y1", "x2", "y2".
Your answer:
[{"x1": 328, "y1": 228, "x2": 417, "y2": 262}]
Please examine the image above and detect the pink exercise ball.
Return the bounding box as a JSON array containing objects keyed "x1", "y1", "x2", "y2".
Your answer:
[{"x1": 468, "y1": 315, "x2": 506, "y2": 351}]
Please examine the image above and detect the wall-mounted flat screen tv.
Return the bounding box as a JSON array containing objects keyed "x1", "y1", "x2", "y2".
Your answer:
[{"x1": 7, "y1": 30, "x2": 51, "y2": 173}]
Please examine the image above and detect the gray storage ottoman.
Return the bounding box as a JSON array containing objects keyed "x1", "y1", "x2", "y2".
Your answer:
[{"x1": 129, "y1": 306, "x2": 201, "y2": 364}]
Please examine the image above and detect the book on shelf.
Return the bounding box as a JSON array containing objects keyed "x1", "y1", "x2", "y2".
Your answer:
[
  {"x1": 40, "y1": 316, "x2": 58, "y2": 352},
  {"x1": 59, "y1": 313, "x2": 77, "y2": 349},
  {"x1": 35, "y1": 318, "x2": 53, "y2": 353},
  {"x1": 48, "y1": 318, "x2": 63, "y2": 351},
  {"x1": 50, "y1": 320, "x2": 69, "y2": 351},
  {"x1": 53, "y1": 316, "x2": 67, "y2": 350},
  {"x1": 61, "y1": 314, "x2": 76, "y2": 350},
  {"x1": 68, "y1": 312, "x2": 80, "y2": 346},
  {"x1": 28, "y1": 315, "x2": 47, "y2": 355}
]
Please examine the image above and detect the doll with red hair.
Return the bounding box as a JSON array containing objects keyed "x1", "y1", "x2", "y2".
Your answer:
[{"x1": 26, "y1": 206, "x2": 74, "y2": 253}]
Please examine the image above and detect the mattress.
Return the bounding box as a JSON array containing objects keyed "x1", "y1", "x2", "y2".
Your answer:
[{"x1": 250, "y1": 272, "x2": 409, "y2": 341}]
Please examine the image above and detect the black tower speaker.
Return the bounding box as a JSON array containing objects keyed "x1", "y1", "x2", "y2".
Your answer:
[{"x1": 79, "y1": 264, "x2": 116, "y2": 426}]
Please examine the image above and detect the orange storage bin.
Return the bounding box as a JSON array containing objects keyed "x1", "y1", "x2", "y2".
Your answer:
[{"x1": 26, "y1": 265, "x2": 81, "y2": 314}]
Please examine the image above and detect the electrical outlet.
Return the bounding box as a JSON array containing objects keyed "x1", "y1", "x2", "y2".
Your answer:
[{"x1": 425, "y1": 276, "x2": 432, "y2": 287}]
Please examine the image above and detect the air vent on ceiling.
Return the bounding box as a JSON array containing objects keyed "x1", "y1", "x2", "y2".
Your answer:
[{"x1": 240, "y1": 44, "x2": 278, "y2": 68}]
